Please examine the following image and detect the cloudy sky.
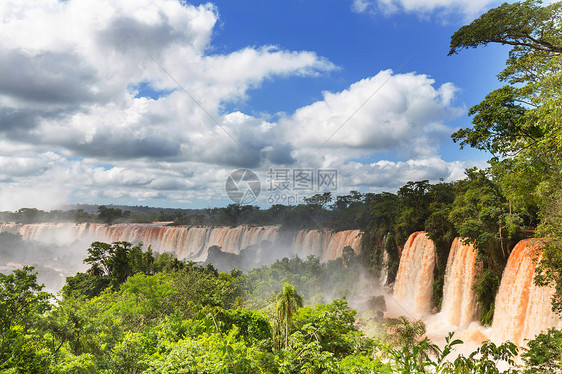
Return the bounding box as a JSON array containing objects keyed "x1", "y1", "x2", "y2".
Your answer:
[{"x1": 0, "y1": 0, "x2": 508, "y2": 210}]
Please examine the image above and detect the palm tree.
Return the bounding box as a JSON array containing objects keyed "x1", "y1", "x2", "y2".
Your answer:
[
  {"x1": 385, "y1": 316, "x2": 440, "y2": 366},
  {"x1": 276, "y1": 283, "x2": 303, "y2": 349},
  {"x1": 384, "y1": 316, "x2": 426, "y2": 349}
]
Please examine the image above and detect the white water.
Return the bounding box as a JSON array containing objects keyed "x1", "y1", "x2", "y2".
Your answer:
[
  {"x1": 490, "y1": 239, "x2": 562, "y2": 346},
  {"x1": 393, "y1": 232, "x2": 436, "y2": 314},
  {"x1": 0, "y1": 222, "x2": 362, "y2": 263}
]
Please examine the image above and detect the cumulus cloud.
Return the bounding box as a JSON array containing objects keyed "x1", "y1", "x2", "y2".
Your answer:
[
  {"x1": 280, "y1": 70, "x2": 460, "y2": 159},
  {"x1": 0, "y1": 0, "x2": 475, "y2": 209},
  {"x1": 0, "y1": 0, "x2": 334, "y2": 158}
]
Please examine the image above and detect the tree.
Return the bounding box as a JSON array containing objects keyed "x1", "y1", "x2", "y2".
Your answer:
[
  {"x1": 360, "y1": 192, "x2": 400, "y2": 283},
  {"x1": 448, "y1": 169, "x2": 517, "y2": 323},
  {"x1": 449, "y1": 0, "x2": 562, "y2": 315},
  {"x1": 521, "y1": 328, "x2": 562, "y2": 373},
  {"x1": 384, "y1": 316, "x2": 427, "y2": 351},
  {"x1": 449, "y1": 1, "x2": 562, "y2": 55},
  {"x1": 97, "y1": 205, "x2": 128, "y2": 224},
  {"x1": 395, "y1": 181, "x2": 431, "y2": 244},
  {"x1": 449, "y1": 168, "x2": 514, "y2": 263},
  {"x1": 276, "y1": 283, "x2": 303, "y2": 349},
  {"x1": 64, "y1": 241, "x2": 157, "y2": 298},
  {"x1": 0, "y1": 267, "x2": 52, "y2": 371},
  {"x1": 84, "y1": 241, "x2": 153, "y2": 282},
  {"x1": 293, "y1": 298, "x2": 362, "y2": 358},
  {"x1": 0, "y1": 266, "x2": 50, "y2": 339},
  {"x1": 451, "y1": 340, "x2": 519, "y2": 374}
]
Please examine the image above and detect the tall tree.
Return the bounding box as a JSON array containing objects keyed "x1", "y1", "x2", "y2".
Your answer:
[{"x1": 275, "y1": 283, "x2": 303, "y2": 349}]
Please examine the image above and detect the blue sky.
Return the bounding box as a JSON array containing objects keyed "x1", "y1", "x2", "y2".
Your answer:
[
  {"x1": 195, "y1": 0, "x2": 508, "y2": 163},
  {"x1": 0, "y1": 0, "x2": 509, "y2": 210}
]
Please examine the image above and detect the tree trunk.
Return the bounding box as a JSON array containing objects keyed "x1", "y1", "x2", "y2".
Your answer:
[{"x1": 285, "y1": 303, "x2": 289, "y2": 348}]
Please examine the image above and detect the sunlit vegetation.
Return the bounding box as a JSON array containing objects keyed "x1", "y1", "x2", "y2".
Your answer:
[
  {"x1": 1, "y1": 1, "x2": 561, "y2": 371},
  {"x1": 2, "y1": 245, "x2": 561, "y2": 373}
]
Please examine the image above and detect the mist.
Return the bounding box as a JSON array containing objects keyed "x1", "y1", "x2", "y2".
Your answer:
[{"x1": 0, "y1": 231, "x2": 88, "y2": 293}]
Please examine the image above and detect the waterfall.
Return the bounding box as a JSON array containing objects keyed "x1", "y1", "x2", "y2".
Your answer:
[
  {"x1": 379, "y1": 247, "x2": 390, "y2": 285},
  {"x1": 491, "y1": 239, "x2": 562, "y2": 346},
  {"x1": 440, "y1": 238, "x2": 479, "y2": 327},
  {"x1": 0, "y1": 223, "x2": 361, "y2": 263},
  {"x1": 292, "y1": 229, "x2": 362, "y2": 261},
  {"x1": 394, "y1": 232, "x2": 436, "y2": 313}
]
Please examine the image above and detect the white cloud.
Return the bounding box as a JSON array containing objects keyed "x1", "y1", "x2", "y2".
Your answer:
[
  {"x1": 351, "y1": 0, "x2": 499, "y2": 18},
  {"x1": 280, "y1": 70, "x2": 460, "y2": 158},
  {"x1": 0, "y1": 0, "x2": 474, "y2": 209}
]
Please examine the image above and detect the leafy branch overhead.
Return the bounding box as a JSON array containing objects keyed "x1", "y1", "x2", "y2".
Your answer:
[{"x1": 449, "y1": 0, "x2": 562, "y2": 55}]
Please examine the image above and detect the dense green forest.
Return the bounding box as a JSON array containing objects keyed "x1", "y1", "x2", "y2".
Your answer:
[
  {"x1": 1, "y1": 0, "x2": 561, "y2": 372},
  {"x1": 2, "y1": 244, "x2": 561, "y2": 373}
]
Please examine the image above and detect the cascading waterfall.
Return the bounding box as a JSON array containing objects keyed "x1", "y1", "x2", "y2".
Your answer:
[
  {"x1": 393, "y1": 232, "x2": 436, "y2": 313},
  {"x1": 379, "y1": 247, "x2": 390, "y2": 285},
  {"x1": 293, "y1": 229, "x2": 362, "y2": 261},
  {"x1": 490, "y1": 239, "x2": 562, "y2": 346},
  {"x1": 392, "y1": 234, "x2": 562, "y2": 348},
  {"x1": 0, "y1": 223, "x2": 361, "y2": 263},
  {"x1": 440, "y1": 238, "x2": 479, "y2": 327}
]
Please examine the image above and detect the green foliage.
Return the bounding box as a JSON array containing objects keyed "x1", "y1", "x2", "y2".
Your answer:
[
  {"x1": 449, "y1": 168, "x2": 509, "y2": 259},
  {"x1": 339, "y1": 354, "x2": 392, "y2": 374},
  {"x1": 521, "y1": 328, "x2": 562, "y2": 373},
  {"x1": 64, "y1": 242, "x2": 185, "y2": 299},
  {"x1": 473, "y1": 270, "x2": 501, "y2": 325},
  {"x1": 243, "y1": 256, "x2": 361, "y2": 310},
  {"x1": 275, "y1": 283, "x2": 303, "y2": 349},
  {"x1": 0, "y1": 267, "x2": 52, "y2": 373},
  {"x1": 384, "y1": 316, "x2": 427, "y2": 351},
  {"x1": 293, "y1": 298, "x2": 364, "y2": 358},
  {"x1": 171, "y1": 265, "x2": 245, "y2": 311},
  {"x1": 449, "y1": 0, "x2": 562, "y2": 317},
  {"x1": 385, "y1": 332, "x2": 462, "y2": 374},
  {"x1": 535, "y1": 178, "x2": 562, "y2": 315},
  {"x1": 50, "y1": 352, "x2": 97, "y2": 374},
  {"x1": 214, "y1": 308, "x2": 273, "y2": 345},
  {"x1": 451, "y1": 340, "x2": 519, "y2": 374},
  {"x1": 102, "y1": 273, "x2": 177, "y2": 330},
  {"x1": 144, "y1": 328, "x2": 269, "y2": 374},
  {"x1": 395, "y1": 181, "x2": 432, "y2": 244},
  {"x1": 448, "y1": 169, "x2": 513, "y2": 322},
  {"x1": 0, "y1": 266, "x2": 51, "y2": 335},
  {"x1": 97, "y1": 205, "x2": 130, "y2": 224},
  {"x1": 449, "y1": 0, "x2": 562, "y2": 56},
  {"x1": 1, "y1": 258, "x2": 561, "y2": 373}
]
